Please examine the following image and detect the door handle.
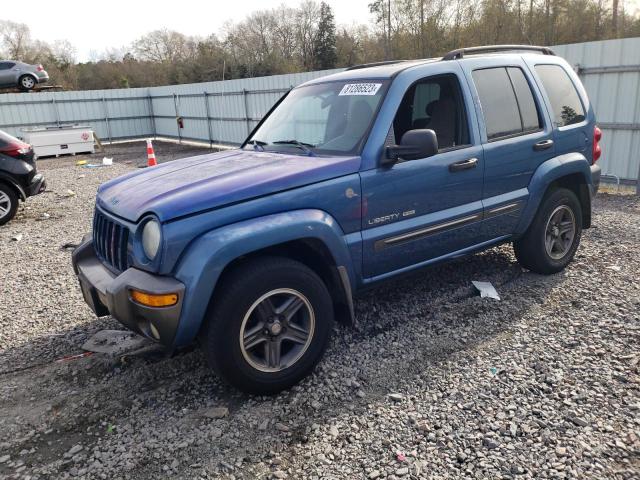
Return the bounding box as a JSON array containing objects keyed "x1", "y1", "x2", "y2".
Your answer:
[
  {"x1": 533, "y1": 139, "x2": 554, "y2": 151},
  {"x1": 449, "y1": 157, "x2": 478, "y2": 172}
]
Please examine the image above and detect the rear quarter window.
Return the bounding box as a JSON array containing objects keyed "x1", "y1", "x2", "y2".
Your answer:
[{"x1": 534, "y1": 64, "x2": 586, "y2": 127}]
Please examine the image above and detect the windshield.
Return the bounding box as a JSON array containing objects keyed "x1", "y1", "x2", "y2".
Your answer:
[{"x1": 246, "y1": 80, "x2": 389, "y2": 156}]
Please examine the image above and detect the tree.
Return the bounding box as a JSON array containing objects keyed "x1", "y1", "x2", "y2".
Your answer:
[
  {"x1": 133, "y1": 29, "x2": 194, "y2": 64},
  {"x1": 313, "y1": 2, "x2": 337, "y2": 69},
  {"x1": 0, "y1": 20, "x2": 32, "y2": 60}
]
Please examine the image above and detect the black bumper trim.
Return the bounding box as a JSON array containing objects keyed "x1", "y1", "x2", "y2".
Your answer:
[
  {"x1": 590, "y1": 164, "x2": 601, "y2": 194},
  {"x1": 27, "y1": 173, "x2": 46, "y2": 196},
  {"x1": 72, "y1": 236, "x2": 185, "y2": 346}
]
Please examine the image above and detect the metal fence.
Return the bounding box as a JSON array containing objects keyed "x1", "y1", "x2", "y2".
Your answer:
[
  {"x1": 0, "y1": 38, "x2": 638, "y2": 187},
  {"x1": 554, "y1": 37, "x2": 640, "y2": 189},
  {"x1": 0, "y1": 68, "x2": 341, "y2": 147}
]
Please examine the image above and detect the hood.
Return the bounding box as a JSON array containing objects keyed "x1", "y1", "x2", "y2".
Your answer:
[{"x1": 97, "y1": 149, "x2": 361, "y2": 222}]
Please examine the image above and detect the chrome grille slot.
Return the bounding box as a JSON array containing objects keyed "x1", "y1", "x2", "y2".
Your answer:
[{"x1": 92, "y1": 209, "x2": 129, "y2": 272}]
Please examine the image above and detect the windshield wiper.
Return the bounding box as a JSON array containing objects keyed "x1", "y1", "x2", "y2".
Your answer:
[
  {"x1": 249, "y1": 139, "x2": 267, "y2": 151},
  {"x1": 272, "y1": 140, "x2": 315, "y2": 156}
]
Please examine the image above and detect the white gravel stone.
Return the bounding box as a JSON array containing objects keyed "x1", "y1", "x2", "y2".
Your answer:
[{"x1": 0, "y1": 146, "x2": 638, "y2": 480}]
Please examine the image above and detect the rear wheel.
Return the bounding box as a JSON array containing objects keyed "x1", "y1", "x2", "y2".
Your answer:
[
  {"x1": 0, "y1": 184, "x2": 18, "y2": 226},
  {"x1": 201, "y1": 257, "x2": 334, "y2": 394},
  {"x1": 18, "y1": 75, "x2": 36, "y2": 91},
  {"x1": 514, "y1": 188, "x2": 582, "y2": 274}
]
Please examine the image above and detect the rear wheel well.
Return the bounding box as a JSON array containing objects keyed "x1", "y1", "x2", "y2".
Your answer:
[
  {"x1": 547, "y1": 173, "x2": 591, "y2": 228},
  {"x1": 213, "y1": 239, "x2": 354, "y2": 326},
  {"x1": 0, "y1": 179, "x2": 23, "y2": 201}
]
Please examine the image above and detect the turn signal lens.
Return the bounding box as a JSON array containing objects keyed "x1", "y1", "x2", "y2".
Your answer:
[{"x1": 130, "y1": 290, "x2": 178, "y2": 307}]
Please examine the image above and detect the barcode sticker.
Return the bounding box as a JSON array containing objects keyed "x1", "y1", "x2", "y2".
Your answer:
[{"x1": 339, "y1": 83, "x2": 382, "y2": 96}]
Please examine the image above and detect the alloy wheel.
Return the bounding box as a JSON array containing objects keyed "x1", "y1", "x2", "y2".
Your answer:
[
  {"x1": 239, "y1": 288, "x2": 315, "y2": 373},
  {"x1": 0, "y1": 191, "x2": 11, "y2": 219},
  {"x1": 544, "y1": 205, "x2": 576, "y2": 260}
]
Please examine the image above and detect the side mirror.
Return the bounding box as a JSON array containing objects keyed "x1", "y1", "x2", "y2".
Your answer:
[{"x1": 383, "y1": 129, "x2": 438, "y2": 166}]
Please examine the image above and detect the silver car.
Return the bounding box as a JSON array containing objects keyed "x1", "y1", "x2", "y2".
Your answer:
[{"x1": 0, "y1": 60, "x2": 49, "y2": 91}]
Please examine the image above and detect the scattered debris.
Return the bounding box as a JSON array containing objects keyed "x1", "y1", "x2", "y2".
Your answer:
[
  {"x1": 203, "y1": 407, "x2": 229, "y2": 419},
  {"x1": 76, "y1": 160, "x2": 88, "y2": 166},
  {"x1": 65, "y1": 189, "x2": 76, "y2": 197},
  {"x1": 82, "y1": 330, "x2": 153, "y2": 356},
  {"x1": 102, "y1": 157, "x2": 113, "y2": 166},
  {"x1": 472, "y1": 280, "x2": 501, "y2": 300},
  {"x1": 10, "y1": 233, "x2": 22, "y2": 242},
  {"x1": 606, "y1": 265, "x2": 621, "y2": 271},
  {"x1": 388, "y1": 393, "x2": 404, "y2": 402},
  {"x1": 61, "y1": 242, "x2": 79, "y2": 250},
  {"x1": 64, "y1": 444, "x2": 83, "y2": 458},
  {"x1": 55, "y1": 352, "x2": 93, "y2": 363}
]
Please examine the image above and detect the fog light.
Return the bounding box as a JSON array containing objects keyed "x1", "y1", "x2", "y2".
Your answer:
[
  {"x1": 149, "y1": 322, "x2": 161, "y2": 340},
  {"x1": 130, "y1": 290, "x2": 178, "y2": 307}
]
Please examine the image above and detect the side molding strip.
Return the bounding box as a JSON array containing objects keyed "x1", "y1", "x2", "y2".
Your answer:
[
  {"x1": 374, "y1": 201, "x2": 523, "y2": 252},
  {"x1": 484, "y1": 201, "x2": 523, "y2": 219},
  {"x1": 374, "y1": 214, "x2": 481, "y2": 251}
]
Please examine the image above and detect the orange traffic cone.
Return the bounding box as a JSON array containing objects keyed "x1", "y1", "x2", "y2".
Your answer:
[{"x1": 146, "y1": 139, "x2": 158, "y2": 167}]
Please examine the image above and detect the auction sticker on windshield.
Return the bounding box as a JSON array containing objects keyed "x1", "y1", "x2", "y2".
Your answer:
[{"x1": 339, "y1": 83, "x2": 382, "y2": 96}]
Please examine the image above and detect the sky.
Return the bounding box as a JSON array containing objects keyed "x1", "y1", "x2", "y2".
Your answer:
[{"x1": 7, "y1": 0, "x2": 374, "y2": 61}]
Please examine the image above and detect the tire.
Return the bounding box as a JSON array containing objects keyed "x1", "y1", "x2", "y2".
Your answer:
[
  {"x1": 18, "y1": 75, "x2": 36, "y2": 91},
  {"x1": 201, "y1": 256, "x2": 334, "y2": 394},
  {"x1": 0, "y1": 183, "x2": 18, "y2": 226},
  {"x1": 514, "y1": 188, "x2": 582, "y2": 274}
]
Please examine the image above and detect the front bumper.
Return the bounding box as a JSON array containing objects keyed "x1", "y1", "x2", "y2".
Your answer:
[
  {"x1": 27, "y1": 173, "x2": 46, "y2": 196},
  {"x1": 71, "y1": 235, "x2": 185, "y2": 346}
]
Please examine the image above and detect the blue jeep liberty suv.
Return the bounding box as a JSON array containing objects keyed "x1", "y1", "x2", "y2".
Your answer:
[{"x1": 73, "y1": 45, "x2": 602, "y2": 394}]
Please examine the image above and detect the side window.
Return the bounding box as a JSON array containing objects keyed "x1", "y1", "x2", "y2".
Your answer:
[
  {"x1": 393, "y1": 74, "x2": 469, "y2": 150},
  {"x1": 0, "y1": 62, "x2": 15, "y2": 70},
  {"x1": 534, "y1": 64, "x2": 585, "y2": 127},
  {"x1": 472, "y1": 67, "x2": 542, "y2": 140},
  {"x1": 507, "y1": 67, "x2": 541, "y2": 132}
]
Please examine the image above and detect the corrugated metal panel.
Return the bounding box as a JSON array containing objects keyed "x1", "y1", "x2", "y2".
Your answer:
[
  {"x1": 0, "y1": 42, "x2": 637, "y2": 184},
  {"x1": 554, "y1": 38, "x2": 640, "y2": 182}
]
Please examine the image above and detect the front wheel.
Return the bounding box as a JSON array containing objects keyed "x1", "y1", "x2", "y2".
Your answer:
[
  {"x1": 201, "y1": 257, "x2": 334, "y2": 394},
  {"x1": 514, "y1": 188, "x2": 582, "y2": 274}
]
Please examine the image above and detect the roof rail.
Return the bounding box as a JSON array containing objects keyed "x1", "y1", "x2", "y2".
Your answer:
[
  {"x1": 346, "y1": 60, "x2": 408, "y2": 71},
  {"x1": 442, "y1": 45, "x2": 555, "y2": 61}
]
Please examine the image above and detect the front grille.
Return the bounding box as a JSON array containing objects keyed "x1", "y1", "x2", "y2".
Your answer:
[{"x1": 93, "y1": 209, "x2": 130, "y2": 272}]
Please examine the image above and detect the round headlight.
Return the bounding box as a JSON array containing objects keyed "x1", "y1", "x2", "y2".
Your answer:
[{"x1": 142, "y1": 219, "x2": 161, "y2": 260}]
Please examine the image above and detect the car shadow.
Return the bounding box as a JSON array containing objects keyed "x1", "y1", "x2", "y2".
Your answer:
[{"x1": 0, "y1": 243, "x2": 568, "y2": 476}]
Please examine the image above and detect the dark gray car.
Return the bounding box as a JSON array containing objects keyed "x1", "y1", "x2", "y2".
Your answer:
[{"x1": 0, "y1": 61, "x2": 49, "y2": 91}]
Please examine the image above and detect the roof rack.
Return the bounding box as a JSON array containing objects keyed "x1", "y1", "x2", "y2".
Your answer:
[
  {"x1": 442, "y1": 45, "x2": 555, "y2": 61},
  {"x1": 346, "y1": 60, "x2": 408, "y2": 71}
]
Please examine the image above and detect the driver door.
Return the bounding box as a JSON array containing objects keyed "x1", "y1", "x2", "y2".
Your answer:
[{"x1": 361, "y1": 71, "x2": 485, "y2": 279}]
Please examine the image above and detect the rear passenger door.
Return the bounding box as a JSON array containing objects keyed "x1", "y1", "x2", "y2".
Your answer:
[{"x1": 461, "y1": 58, "x2": 555, "y2": 239}]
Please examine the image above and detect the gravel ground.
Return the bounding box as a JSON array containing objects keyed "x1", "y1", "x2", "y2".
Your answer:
[{"x1": 0, "y1": 144, "x2": 639, "y2": 479}]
